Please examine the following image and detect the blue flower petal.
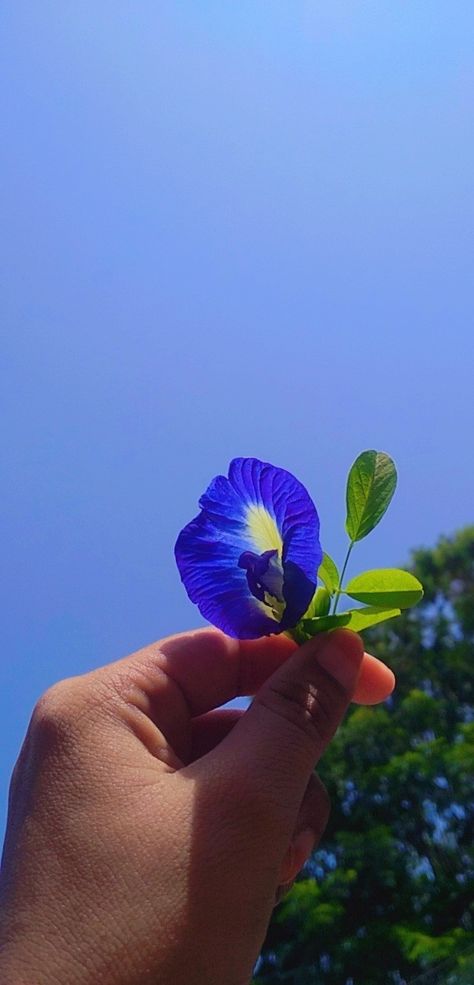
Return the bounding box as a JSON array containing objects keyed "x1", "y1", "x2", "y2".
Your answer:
[
  {"x1": 175, "y1": 512, "x2": 278, "y2": 638},
  {"x1": 175, "y1": 458, "x2": 321, "y2": 639}
]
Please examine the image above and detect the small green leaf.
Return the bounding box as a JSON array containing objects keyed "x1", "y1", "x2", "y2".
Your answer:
[
  {"x1": 299, "y1": 605, "x2": 401, "y2": 639},
  {"x1": 304, "y1": 587, "x2": 331, "y2": 619},
  {"x1": 342, "y1": 605, "x2": 401, "y2": 632},
  {"x1": 318, "y1": 552, "x2": 340, "y2": 594},
  {"x1": 345, "y1": 450, "x2": 397, "y2": 542},
  {"x1": 344, "y1": 569, "x2": 424, "y2": 608},
  {"x1": 301, "y1": 606, "x2": 400, "y2": 636},
  {"x1": 301, "y1": 613, "x2": 351, "y2": 634}
]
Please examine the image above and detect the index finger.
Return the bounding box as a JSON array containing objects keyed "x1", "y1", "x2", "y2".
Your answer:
[{"x1": 130, "y1": 628, "x2": 394, "y2": 717}]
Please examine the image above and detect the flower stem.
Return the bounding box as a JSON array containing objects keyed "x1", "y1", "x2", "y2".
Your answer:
[{"x1": 332, "y1": 540, "x2": 354, "y2": 614}]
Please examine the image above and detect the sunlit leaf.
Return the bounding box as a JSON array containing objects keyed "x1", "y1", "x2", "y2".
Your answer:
[
  {"x1": 301, "y1": 613, "x2": 351, "y2": 634},
  {"x1": 303, "y1": 586, "x2": 331, "y2": 619},
  {"x1": 345, "y1": 450, "x2": 397, "y2": 542},
  {"x1": 301, "y1": 605, "x2": 401, "y2": 635},
  {"x1": 342, "y1": 605, "x2": 401, "y2": 631},
  {"x1": 318, "y1": 552, "x2": 340, "y2": 594},
  {"x1": 344, "y1": 569, "x2": 424, "y2": 608}
]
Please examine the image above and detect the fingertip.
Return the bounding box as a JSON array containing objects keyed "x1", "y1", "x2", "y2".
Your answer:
[
  {"x1": 328, "y1": 628, "x2": 365, "y2": 659},
  {"x1": 301, "y1": 629, "x2": 364, "y2": 693},
  {"x1": 353, "y1": 652, "x2": 396, "y2": 705}
]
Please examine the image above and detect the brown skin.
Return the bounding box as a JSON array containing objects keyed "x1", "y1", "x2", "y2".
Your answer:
[{"x1": 0, "y1": 629, "x2": 394, "y2": 985}]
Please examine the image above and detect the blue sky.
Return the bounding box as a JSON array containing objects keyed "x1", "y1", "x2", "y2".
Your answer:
[{"x1": 1, "y1": 2, "x2": 473, "y2": 833}]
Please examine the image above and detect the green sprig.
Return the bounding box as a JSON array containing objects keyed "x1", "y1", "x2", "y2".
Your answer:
[{"x1": 291, "y1": 450, "x2": 424, "y2": 642}]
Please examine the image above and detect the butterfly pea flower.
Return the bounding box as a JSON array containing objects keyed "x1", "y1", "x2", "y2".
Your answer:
[{"x1": 175, "y1": 457, "x2": 322, "y2": 639}]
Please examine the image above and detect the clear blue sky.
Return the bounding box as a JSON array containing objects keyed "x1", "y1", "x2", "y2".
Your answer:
[{"x1": 1, "y1": 2, "x2": 473, "y2": 833}]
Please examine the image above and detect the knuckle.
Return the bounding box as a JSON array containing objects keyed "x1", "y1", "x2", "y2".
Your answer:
[
  {"x1": 31, "y1": 678, "x2": 88, "y2": 747},
  {"x1": 259, "y1": 675, "x2": 337, "y2": 748},
  {"x1": 8, "y1": 749, "x2": 26, "y2": 802}
]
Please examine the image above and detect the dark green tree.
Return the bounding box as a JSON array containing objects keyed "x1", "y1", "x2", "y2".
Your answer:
[{"x1": 255, "y1": 528, "x2": 474, "y2": 985}]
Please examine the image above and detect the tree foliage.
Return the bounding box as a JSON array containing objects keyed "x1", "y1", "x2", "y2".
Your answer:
[{"x1": 255, "y1": 528, "x2": 474, "y2": 984}]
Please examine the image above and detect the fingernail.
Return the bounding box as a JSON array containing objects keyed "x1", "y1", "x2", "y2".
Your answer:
[
  {"x1": 279, "y1": 827, "x2": 317, "y2": 889},
  {"x1": 292, "y1": 827, "x2": 317, "y2": 865},
  {"x1": 274, "y1": 880, "x2": 295, "y2": 907},
  {"x1": 314, "y1": 631, "x2": 363, "y2": 690}
]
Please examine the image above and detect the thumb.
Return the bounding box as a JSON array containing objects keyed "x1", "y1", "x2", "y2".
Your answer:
[{"x1": 210, "y1": 630, "x2": 364, "y2": 833}]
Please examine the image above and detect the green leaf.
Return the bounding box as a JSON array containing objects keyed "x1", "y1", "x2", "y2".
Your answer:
[
  {"x1": 344, "y1": 569, "x2": 424, "y2": 608},
  {"x1": 318, "y1": 552, "x2": 340, "y2": 594},
  {"x1": 345, "y1": 450, "x2": 397, "y2": 542},
  {"x1": 301, "y1": 605, "x2": 401, "y2": 636},
  {"x1": 342, "y1": 605, "x2": 401, "y2": 631},
  {"x1": 301, "y1": 613, "x2": 351, "y2": 634},
  {"x1": 304, "y1": 586, "x2": 331, "y2": 619}
]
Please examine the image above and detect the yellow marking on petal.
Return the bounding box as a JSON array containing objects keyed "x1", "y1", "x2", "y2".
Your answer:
[
  {"x1": 246, "y1": 505, "x2": 283, "y2": 556},
  {"x1": 264, "y1": 593, "x2": 285, "y2": 621},
  {"x1": 256, "y1": 596, "x2": 280, "y2": 623}
]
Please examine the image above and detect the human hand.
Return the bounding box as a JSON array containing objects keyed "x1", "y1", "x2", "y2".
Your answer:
[{"x1": 0, "y1": 628, "x2": 394, "y2": 985}]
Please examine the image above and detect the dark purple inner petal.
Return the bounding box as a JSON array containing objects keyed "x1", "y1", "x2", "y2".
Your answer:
[
  {"x1": 238, "y1": 548, "x2": 284, "y2": 605},
  {"x1": 280, "y1": 560, "x2": 317, "y2": 629}
]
